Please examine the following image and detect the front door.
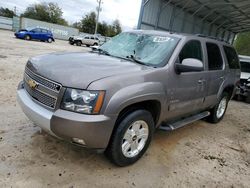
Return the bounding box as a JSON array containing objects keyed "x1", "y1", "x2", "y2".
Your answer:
[
  {"x1": 166, "y1": 40, "x2": 208, "y2": 120},
  {"x1": 30, "y1": 28, "x2": 41, "y2": 40}
]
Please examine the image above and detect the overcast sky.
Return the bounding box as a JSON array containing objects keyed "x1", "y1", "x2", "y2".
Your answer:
[{"x1": 0, "y1": 0, "x2": 142, "y2": 30}]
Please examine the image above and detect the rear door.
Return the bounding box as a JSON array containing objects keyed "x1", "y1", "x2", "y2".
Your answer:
[
  {"x1": 166, "y1": 40, "x2": 208, "y2": 119},
  {"x1": 90, "y1": 36, "x2": 95, "y2": 45},
  {"x1": 41, "y1": 29, "x2": 49, "y2": 40},
  {"x1": 204, "y1": 42, "x2": 225, "y2": 106}
]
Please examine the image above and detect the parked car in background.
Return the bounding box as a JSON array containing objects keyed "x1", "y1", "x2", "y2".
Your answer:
[
  {"x1": 68, "y1": 34, "x2": 86, "y2": 44},
  {"x1": 15, "y1": 28, "x2": 54, "y2": 43},
  {"x1": 235, "y1": 55, "x2": 250, "y2": 102},
  {"x1": 17, "y1": 30, "x2": 240, "y2": 166},
  {"x1": 70, "y1": 35, "x2": 100, "y2": 47}
]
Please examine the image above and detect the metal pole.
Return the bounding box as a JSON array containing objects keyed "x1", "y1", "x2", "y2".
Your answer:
[
  {"x1": 94, "y1": 0, "x2": 102, "y2": 35},
  {"x1": 14, "y1": 6, "x2": 17, "y2": 16}
]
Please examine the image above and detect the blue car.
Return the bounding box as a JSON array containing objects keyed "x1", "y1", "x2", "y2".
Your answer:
[{"x1": 15, "y1": 28, "x2": 55, "y2": 43}]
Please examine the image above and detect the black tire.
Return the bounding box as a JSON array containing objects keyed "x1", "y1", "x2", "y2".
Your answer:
[
  {"x1": 246, "y1": 94, "x2": 250, "y2": 103},
  {"x1": 86, "y1": 44, "x2": 90, "y2": 47},
  {"x1": 76, "y1": 41, "x2": 82, "y2": 46},
  {"x1": 207, "y1": 92, "x2": 229, "y2": 123},
  {"x1": 47, "y1": 38, "x2": 53, "y2": 43},
  {"x1": 105, "y1": 110, "x2": 154, "y2": 166},
  {"x1": 24, "y1": 35, "x2": 31, "y2": 40},
  {"x1": 93, "y1": 43, "x2": 98, "y2": 46}
]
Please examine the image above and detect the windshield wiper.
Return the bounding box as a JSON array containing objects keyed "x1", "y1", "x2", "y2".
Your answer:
[
  {"x1": 98, "y1": 48, "x2": 111, "y2": 56},
  {"x1": 92, "y1": 48, "x2": 110, "y2": 56},
  {"x1": 126, "y1": 55, "x2": 148, "y2": 66}
]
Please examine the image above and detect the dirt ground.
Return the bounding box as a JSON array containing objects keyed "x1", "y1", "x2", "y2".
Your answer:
[{"x1": 0, "y1": 29, "x2": 249, "y2": 188}]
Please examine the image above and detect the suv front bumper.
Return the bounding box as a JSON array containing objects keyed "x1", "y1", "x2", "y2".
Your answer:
[{"x1": 17, "y1": 85, "x2": 116, "y2": 149}]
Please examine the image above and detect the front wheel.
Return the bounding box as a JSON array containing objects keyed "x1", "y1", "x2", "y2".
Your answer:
[
  {"x1": 105, "y1": 110, "x2": 154, "y2": 166},
  {"x1": 76, "y1": 41, "x2": 82, "y2": 46},
  {"x1": 207, "y1": 92, "x2": 229, "y2": 123},
  {"x1": 24, "y1": 35, "x2": 31, "y2": 40}
]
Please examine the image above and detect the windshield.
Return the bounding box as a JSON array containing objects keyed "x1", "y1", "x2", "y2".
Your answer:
[
  {"x1": 240, "y1": 61, "x2": 250, "y2": 73},
  {"x1": 99, "y1": 32, "x2": 180, "y2": 67}
]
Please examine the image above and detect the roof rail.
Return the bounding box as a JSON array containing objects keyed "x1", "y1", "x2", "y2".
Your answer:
[{"x1": 195, "y1": 34, "x2": 229, "y2": 44}]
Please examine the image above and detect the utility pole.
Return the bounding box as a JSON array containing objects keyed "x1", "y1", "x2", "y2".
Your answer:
[
  {"x1": 14, "y1": 6, "x2": 17, "y2": 16},
  {"x1": 94, "y1": 0, "x2": 102, "y2": 35}
]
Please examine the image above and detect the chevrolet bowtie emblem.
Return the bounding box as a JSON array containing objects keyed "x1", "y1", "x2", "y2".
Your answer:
[{"x1": 28, "y1": 79, "x2": 38, "y2": 89}]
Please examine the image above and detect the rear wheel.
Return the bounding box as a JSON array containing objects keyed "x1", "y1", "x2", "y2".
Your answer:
[
  {"x1": 24, "y1": 35, "x2": 31, "y2": 40},
  {"x1": 47, "y1": 38, "x2": 53, "y2": 43},
  {"x1": 93, "y1": 43, "x2": 98, "y2": 46},
  {"x1": 207, "y1": 92, "x2": 229, "y2": 123},
  {"x1": 105, "y1": 110, "x2": 154, "y2": 166},
  {"x1": 246, "y1": 94, "x2": 250, "y2": 103}
]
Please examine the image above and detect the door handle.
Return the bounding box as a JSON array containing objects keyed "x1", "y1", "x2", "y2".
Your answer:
[{"x1": 198, "y1": 79, "x2": 205, "y2": 84}]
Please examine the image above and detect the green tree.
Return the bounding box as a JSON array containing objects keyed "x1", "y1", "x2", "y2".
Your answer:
[
  {"x1": 112, "y1": 19, "x2": 122, "y2": 35},
  {"x1": 98, "y1": 21, "x2": 108, "y2": 36},
  {"x1": 0, "y1": 7, "x2": 16, "y2": 18},
  {"x1": 73, "y1": 12, "x2": 122, "y2": 37},
  {"x1": 22, "y1": 2, "x2": 68, "y2": 26},
  {"x1": 80, "y1": 11, "x2": 96, "y2": 34},
  {"x1": 234, "y1": 32, "x2": 250, "y2": 56}
]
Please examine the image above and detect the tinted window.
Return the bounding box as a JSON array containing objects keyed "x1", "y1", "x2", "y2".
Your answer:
[
  {"x1": 91, "y1": 37, "x2": 95, "y2": 40},
  {"x1": 41, "y1": 29, "x2": 48, "y2": 33},
  {"x1": 32, "y1": 28, "x2": 41, "y2": 33},
  {"x1": 85, "y1": 36, "x2": 89, "y2": 39},
  {"x1": 240, "y1": 61, "x2": 250, "y2": 73},
  {"x1": 206, "y1": 43, "x2": 223, "y2": 70},
  {"x1": 223, "y1": 46, "x2": 240, "y2": 69},
  {"x1": 179, "y1": 40, "x2": 203, "y2": 63},
  {"x1": 95, "y1": 37, "x2": 99, "y2": 40}
]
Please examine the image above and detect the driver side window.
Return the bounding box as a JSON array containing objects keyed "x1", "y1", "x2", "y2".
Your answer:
[{"x1": 179, "y1": 40, "x2": 203, "y2": 63}]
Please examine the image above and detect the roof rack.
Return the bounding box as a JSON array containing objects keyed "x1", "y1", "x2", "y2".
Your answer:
[{"x1": 195, "y1": 34, "x2": 229, "y2": 44}]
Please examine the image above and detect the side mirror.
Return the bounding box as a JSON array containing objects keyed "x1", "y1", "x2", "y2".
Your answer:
[{"x1": 175, "y1": 58, "x2": 204, "y2": 74}]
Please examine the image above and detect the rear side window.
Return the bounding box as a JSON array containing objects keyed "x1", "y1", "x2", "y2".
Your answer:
[
  {"x1": 240, "y1": 61, "x2": 250, "y2": 73},
  {"x1": 32, "y1": 28, "x2": 41, "y2": 33},
  {"x1": 223, "y1": 46, "x2": 240, "y2": 69},
  {"x1": 42, "y1": 29, "x2": 48, "y2": 33},
  {"x1": 85, "y1": 36, "x2": 89, "y2": 39},
  {"x1": 91, "y1": 37, "x2": 95, "y2": 40},
  {"x1": 206, "y1": 43, "x2": 223, "y2": 70},
  {"x1": 179, "y1": 40, "x2": 203, "y2": 63}
]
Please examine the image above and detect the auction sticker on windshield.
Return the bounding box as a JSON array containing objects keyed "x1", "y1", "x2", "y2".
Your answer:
[{"x1": 153, "y1": 36, "x2": 171, "y2": 43}]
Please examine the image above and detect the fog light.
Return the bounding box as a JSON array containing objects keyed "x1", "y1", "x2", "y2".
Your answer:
[{"x1": 72, "y1": 138, "x2": 86, "y2": 145}]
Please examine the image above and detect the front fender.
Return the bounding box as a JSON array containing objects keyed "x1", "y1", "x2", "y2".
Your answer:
[{"x1": 104, "y1": 82, "x2": 166, "y2": 115}]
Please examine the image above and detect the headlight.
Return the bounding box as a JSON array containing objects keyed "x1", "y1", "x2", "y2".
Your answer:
[{"x1": 61, "y1": 88, "x2": 105, "y2": 114}]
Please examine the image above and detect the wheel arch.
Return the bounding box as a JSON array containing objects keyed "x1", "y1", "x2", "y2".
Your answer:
[{"x1": 222, "y1": 85, "x2": 235, "y2": 99}]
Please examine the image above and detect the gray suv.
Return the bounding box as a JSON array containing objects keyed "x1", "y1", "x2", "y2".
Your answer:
[{"x1": 17, "y1": 30, "x2": 240, "y2": 166}]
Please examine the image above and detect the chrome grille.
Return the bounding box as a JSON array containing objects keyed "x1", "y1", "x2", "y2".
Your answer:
[
  {"x1": 25, "y1": 67, "x2": 61, "y2": 92},
  {"x1": 23, "y1": 68, "x2": 61, "y2": 109}
]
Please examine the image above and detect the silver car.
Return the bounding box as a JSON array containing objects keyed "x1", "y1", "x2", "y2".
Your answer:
[{"x1": 17, "y1": 30, "x2": 240, "y2": 166}]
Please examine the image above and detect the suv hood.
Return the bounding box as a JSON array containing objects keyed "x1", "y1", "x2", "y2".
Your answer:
[{"x1": 27, "y1": 52, "x2": 150, "y2": 89}]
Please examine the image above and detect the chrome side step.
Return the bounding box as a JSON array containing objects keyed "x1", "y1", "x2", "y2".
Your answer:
[{"x1": 159, "y1": 111, "x2": 210, "y2": 131}]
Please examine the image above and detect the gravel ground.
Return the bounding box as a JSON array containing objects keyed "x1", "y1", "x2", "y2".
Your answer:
[{"x1": 0, "y1": 29, "x2": 250, "y2": 188}]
